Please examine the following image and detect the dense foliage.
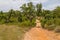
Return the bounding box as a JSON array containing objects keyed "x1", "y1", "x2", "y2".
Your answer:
[{"x1": 0, "y1": 2, "x2": 60, "y2": 31}]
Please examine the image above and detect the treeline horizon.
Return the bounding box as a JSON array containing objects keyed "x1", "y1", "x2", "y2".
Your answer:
[{"x1": 0, "y1": 2, "x2": 60, "y2": 31}]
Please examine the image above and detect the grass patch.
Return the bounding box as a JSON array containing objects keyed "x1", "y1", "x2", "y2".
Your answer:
[{"x1": 0, "y1": 24, "x2": 33, "y2": 40}]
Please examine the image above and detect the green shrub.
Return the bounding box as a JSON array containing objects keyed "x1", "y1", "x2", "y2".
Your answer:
[{"x1": 55, "y1": 26, "x2": 60, "y2": 33}]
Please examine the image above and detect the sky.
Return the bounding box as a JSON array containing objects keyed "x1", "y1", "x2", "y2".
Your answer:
[{"x1": 0, "y1": 0, "x2": 60, "y2": 12}]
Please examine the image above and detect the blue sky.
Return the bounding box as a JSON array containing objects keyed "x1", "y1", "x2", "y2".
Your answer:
[{"x1": 0, "y1": 0, "x2": 60, "y2": 11}]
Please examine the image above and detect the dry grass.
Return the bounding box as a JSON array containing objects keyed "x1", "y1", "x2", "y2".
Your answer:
[{"x1": 0, "y1": 24, "x2": 30, "y2": 40}]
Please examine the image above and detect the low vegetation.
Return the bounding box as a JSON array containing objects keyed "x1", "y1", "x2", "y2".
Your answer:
[{"x1": 0, "y1": 2, "x2": 60, "y2": 40}]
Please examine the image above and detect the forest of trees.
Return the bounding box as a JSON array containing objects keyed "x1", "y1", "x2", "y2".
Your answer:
[{"x1": 0, "y1": 2, "x2": 60, "y2": 32}]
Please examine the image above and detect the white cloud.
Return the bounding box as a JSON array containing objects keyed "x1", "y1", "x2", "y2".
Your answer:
[
  {"x1": 0, "y1": 0, "x2": 60, "y2": 11},
  {"x1": 43, "y1": 3, "x2": 60, "y2": 10},
  {"x1": 0, "y1": 0, "x2": 29, "y2": 10},
  {"x1": 0, "y1": 0, "x2": 25, "y2": 11},
  {"x1": 30, "y1": 0, "x2": 48, "y2": 4},
  {"x1": 0, "y1": 0, "x2": 48, "y2": 5}
]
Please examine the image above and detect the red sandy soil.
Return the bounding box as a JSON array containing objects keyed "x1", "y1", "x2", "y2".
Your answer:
[
  {"x1": 23, "y1": 19, "x2": 60, "y2": 40},
  {"x1": 24, "y1": 27, "x2": 60, "y2": 40}
]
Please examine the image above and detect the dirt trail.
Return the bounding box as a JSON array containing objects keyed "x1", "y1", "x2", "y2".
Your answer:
[{"x1": 24, "y1": 19, "x2": 60, "y2": 40}]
